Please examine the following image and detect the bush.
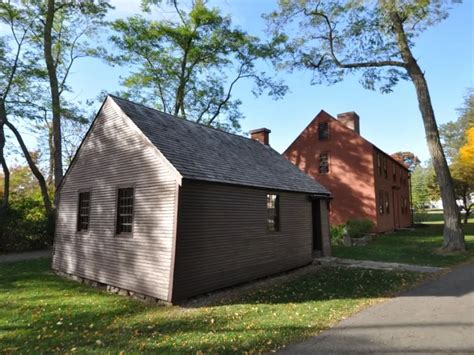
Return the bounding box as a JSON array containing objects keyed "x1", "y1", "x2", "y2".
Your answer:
[
  {"x1": 414, "y1": 208, "x2": 428, "y2": 224},
  {"x1": 0, "y1": 195, "x2": 54, "y2": 253},
  {"x1": 330, "y1": 224, "x2": 347, "y2": 245},
  {"x1": 346, "y1": 218, "x2": 374, "y2": 238}
]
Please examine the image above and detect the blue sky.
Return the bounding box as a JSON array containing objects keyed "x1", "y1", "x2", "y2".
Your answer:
[{"x1": 12, "y1": 0, "x2": 474, "y2": 165}]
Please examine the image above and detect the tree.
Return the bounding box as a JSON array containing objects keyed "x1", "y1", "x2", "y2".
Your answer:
[
  {"x1": 459, "y1": 126, "x2": 474, "y2": 170},
  {"x1": 267, "y1": 0, "x2": 465, "y2": 251},
  {"x1": 0, "y1": 3, "x2": 50, "y2": 213},
  {"x1": 440, "y1": 89, "x2": 474, "y2": 161},
  {"x1": 110, "y1": 0, "x2": 286, "y2": 131},
  {"x1": 391, "y1": 151, "x2": 420, "y2": 171},
  {"x1": 450, "y1": 160, "x2": 473, "y2": 224},
  {"x1": 37, "y1": 0, "x2": 110, "y2": 199},
  {"x1": 411, "y1": 165, "x2": 430, "y2": 210}
]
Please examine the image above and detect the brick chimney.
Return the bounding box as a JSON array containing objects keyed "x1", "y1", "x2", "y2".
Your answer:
[
  {"x1": 337, "y1": 112, "x2": 360, "y2": 134},
  {"x1": 249, "y1": 128, "x2": 271, "y2": 145}
]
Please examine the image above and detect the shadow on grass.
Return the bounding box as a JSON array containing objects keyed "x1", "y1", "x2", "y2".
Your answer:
[{"x1": 0, "y1": 258, "x2": 423, "y2": 353}]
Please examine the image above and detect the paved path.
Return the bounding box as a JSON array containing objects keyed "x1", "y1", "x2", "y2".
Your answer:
[
  {"x1": 280, "y1": 262, "x2": 474, "y2": 354},
  {"x1": 0, "y1": 250, "x2": 51, "y2": 263},
  {"x1": 315, "y1": 257, "x2": 443, "y2": 273}
]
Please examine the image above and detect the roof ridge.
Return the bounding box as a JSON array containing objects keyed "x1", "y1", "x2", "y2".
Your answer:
[{"x1": 109, "y1": 94, "x2": 265, "y2": 146}]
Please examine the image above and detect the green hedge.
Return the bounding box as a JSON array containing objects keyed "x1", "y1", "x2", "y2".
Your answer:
[{"x1": 0, "y1": 196, "x2": 54, "y2": 253}]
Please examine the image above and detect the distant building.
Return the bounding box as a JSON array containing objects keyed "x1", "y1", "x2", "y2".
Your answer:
[{"x1": 284, "y1": 110, "x2": 412, "y2": 233}]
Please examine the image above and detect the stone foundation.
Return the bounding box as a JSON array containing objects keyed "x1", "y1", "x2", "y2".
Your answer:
[{"x1": 53, "y1": 270, "x2": 171, "y2": 306}]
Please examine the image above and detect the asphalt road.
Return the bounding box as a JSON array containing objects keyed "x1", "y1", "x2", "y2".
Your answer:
[{"x1": 279, "y1": 262, "x2": 474, "y2": 354}]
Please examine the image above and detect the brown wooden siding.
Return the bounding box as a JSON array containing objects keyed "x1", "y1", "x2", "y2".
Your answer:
[
  {"x1": 52, "y1": 99, "x2": 179, "y2": 301},
  {"x1": 172, "y1": 180, "x2": 313, "y2": 301}
]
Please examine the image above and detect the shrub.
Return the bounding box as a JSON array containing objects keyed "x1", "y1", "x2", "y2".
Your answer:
[
  {"x1": 414, "y1": 208, "x2": 428, "y2": 224},
  {"x1": 346, "y1": 218, "x2": 374, "y2": 238},
  {"x1": 0, "y1": 194, "x2": 54, "y2": 253},
  {"x1": 330, "y1": 224, "x2": 347, "y2": 245}
]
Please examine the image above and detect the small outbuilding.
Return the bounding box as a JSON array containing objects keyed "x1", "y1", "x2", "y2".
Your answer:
[{"x1": 52, "y1": 96, "x2": 331, "y2": 303}]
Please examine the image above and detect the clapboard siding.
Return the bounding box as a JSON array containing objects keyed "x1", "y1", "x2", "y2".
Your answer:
[
  {"x1": 52, "y1": 98, "x2": 179, "y2": 301},
  {"x1": 172, "y1": 180, "x2": 313, "y2": 301}
]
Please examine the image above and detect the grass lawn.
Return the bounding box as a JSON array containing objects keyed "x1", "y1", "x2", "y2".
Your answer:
[
  {"x1": 0, "y1": 259, "x2": 423, "y2": 353},
  {"x1": 332, "y1": 220, "x2": 474, "y2": 267}
]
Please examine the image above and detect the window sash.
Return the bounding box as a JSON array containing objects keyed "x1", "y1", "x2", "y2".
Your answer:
[
  {"x1": 267, "y1": 194, "x2": 280, "y2": 232},
  {"x1": 319, "y1": 153, "x2": 329, "y2": 174},
  {"x1": 318, "y1": 123, "x2": 329, "y2": 140},
  {"x1": 378, "y1": 190, "x2": 384, "y2": 215},
  {"x1": 77, "y1": 191, "x2": 90, "y2": 231},
  {"x1": 116, "y1": 188, "x2": 134, "y2": 234}
]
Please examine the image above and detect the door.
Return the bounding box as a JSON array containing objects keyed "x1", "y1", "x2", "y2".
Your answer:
[
  {"x1": 392, "y1": 188, "x2": 400, "y2": 229},
  {"x1": 312, "y1": 200, "x2": 323, "y2": 253}
]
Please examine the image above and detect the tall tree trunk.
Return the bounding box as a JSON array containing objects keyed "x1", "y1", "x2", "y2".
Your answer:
[
  {"x1": 390, "y1": 9, "x2": 465, "y2": 251},
  {"x1": 5, "y1": 120, "x2": 53, "y2": 216},
  {"x1": 44, "y1": 0, "x2": 63, "y2": 203},
  {"x1": 0, "y1": 104, "x2": 9, "y2": 211},
  {"x1": 47, "y1": 123, "x2": 54, "y2": 186}
]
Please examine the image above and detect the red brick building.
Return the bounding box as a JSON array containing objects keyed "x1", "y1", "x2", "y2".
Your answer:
[{"x1": 284, "y1": 110, "x2": 412, "y2": 233}]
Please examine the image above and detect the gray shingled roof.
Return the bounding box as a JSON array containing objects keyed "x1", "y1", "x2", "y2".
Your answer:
[{"x1": 111, "y1": 96, "x2": 330, "y2": 195}]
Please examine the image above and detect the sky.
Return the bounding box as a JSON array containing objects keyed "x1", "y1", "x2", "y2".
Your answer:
[{"x1": 7, "y1": 0, "x2": 474, "y2": 165}]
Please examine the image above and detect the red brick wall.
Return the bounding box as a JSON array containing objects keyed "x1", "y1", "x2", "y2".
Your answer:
[
  {"x1": 284, "y1": 111, "x2": 378, "y2": 228},
  {"x1": 373, "y1": 149, "x2": 412, "y2": 232},
  {"x1": 284, "y1": 110, "x2": 412, "y2": 233}
]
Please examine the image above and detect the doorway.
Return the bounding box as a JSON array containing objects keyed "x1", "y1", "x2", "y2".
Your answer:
[{"x1": 312, "y1": 200, "x2": 323, "y2": 254}]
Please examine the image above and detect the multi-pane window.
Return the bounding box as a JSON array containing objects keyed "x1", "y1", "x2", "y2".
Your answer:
[
  {"x1": 385, "y1": 191, "x2": 390, "y2": 214},
  {"x1": 378, "y1": 190, "x2": 384, "y2": 215},
  {"x1": 383, "y1": 158, "x2": 388, "y2": 178},
  {"x1": 77, "y1": 191, "x2": 90, "y2": 231},
  {"x1": 319, "y1": 153, "x2": 329, "y2": 174},
  {"x1": 116, "y1": 187, "x2": 134, "y2": 234},
  {"x1": 318, "y1": 122, "x2": 329, "y2": 140},
  {"x1": 377, "y1": 154, "x2": 382, "y2": 176},
  {"x1": 267, "y1": 193, "x2": 280, "y2": 232},
  {"x1": 402, "y1": 197, "x2": 408, "y2": 215}
]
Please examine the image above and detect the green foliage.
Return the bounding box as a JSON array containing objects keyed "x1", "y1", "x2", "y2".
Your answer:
[
  {"x1": 266, "y1": 1, "x2": 457, "y2": 92},
  {"x1": 450, "y1": 160, "x2": 474, "y2": 223},
  {"x1": 330, "y1": 224, "x2": 347, "y2": 245},
  {"x1": 411, "y1": 165, "x2": 431, "y2": 210},
  {"x1": 346, "y1": 218, "x2": 374, "y2": 238},
  {"x1": 0, "y1": 196, "x2": 53, "y2": 253},
  {"x1": 333, "y1": 223, "x2": 474, "y2": 267},
  {"x1": 109, "y1": 0, "x2": 287, "y2": 132},
  {"x1": 0, "y1": 165, "x2": 53, "y2": 252},
  {"x1": 0, "y1": 258, "x2": 421, "y2": 353},
  {"x1": 440, "y1": 89, "x2": 474, "y2": 161}
]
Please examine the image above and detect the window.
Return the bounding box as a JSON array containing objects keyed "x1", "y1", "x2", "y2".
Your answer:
[
  {"x1": 385, "y1": 191, "x2": 390, "y2": 214},
  {"x1": 383, "y1": 158, "x2": 388, "y2": 178},
  {"x1": 377, "y1": 154, "x2": 382, "y2": 176},
  {"x1": 378, "y1": 190, "x2": 384, "y2": 215},
  {"x1": 116, "y1": 187, "x2": 134, "y2": 234},
  {"x1": 318, "y1": 122, "x2": 329, "y2": 140},
  {"x1": 77, "y1": 191, "x2": 91, "y2": 231},
  {"x1": 267, "y1": 193, "x2": 280, "y2": 232},
  {"x1": 402, "y1": 197, "x2": 408, "y2": 215},
  {"x1": 319, "y1": 153, "x2": 329, "y2": 174},
  {"x1": 392, "y1": 163, "x2": 396, "y2": 181}
]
